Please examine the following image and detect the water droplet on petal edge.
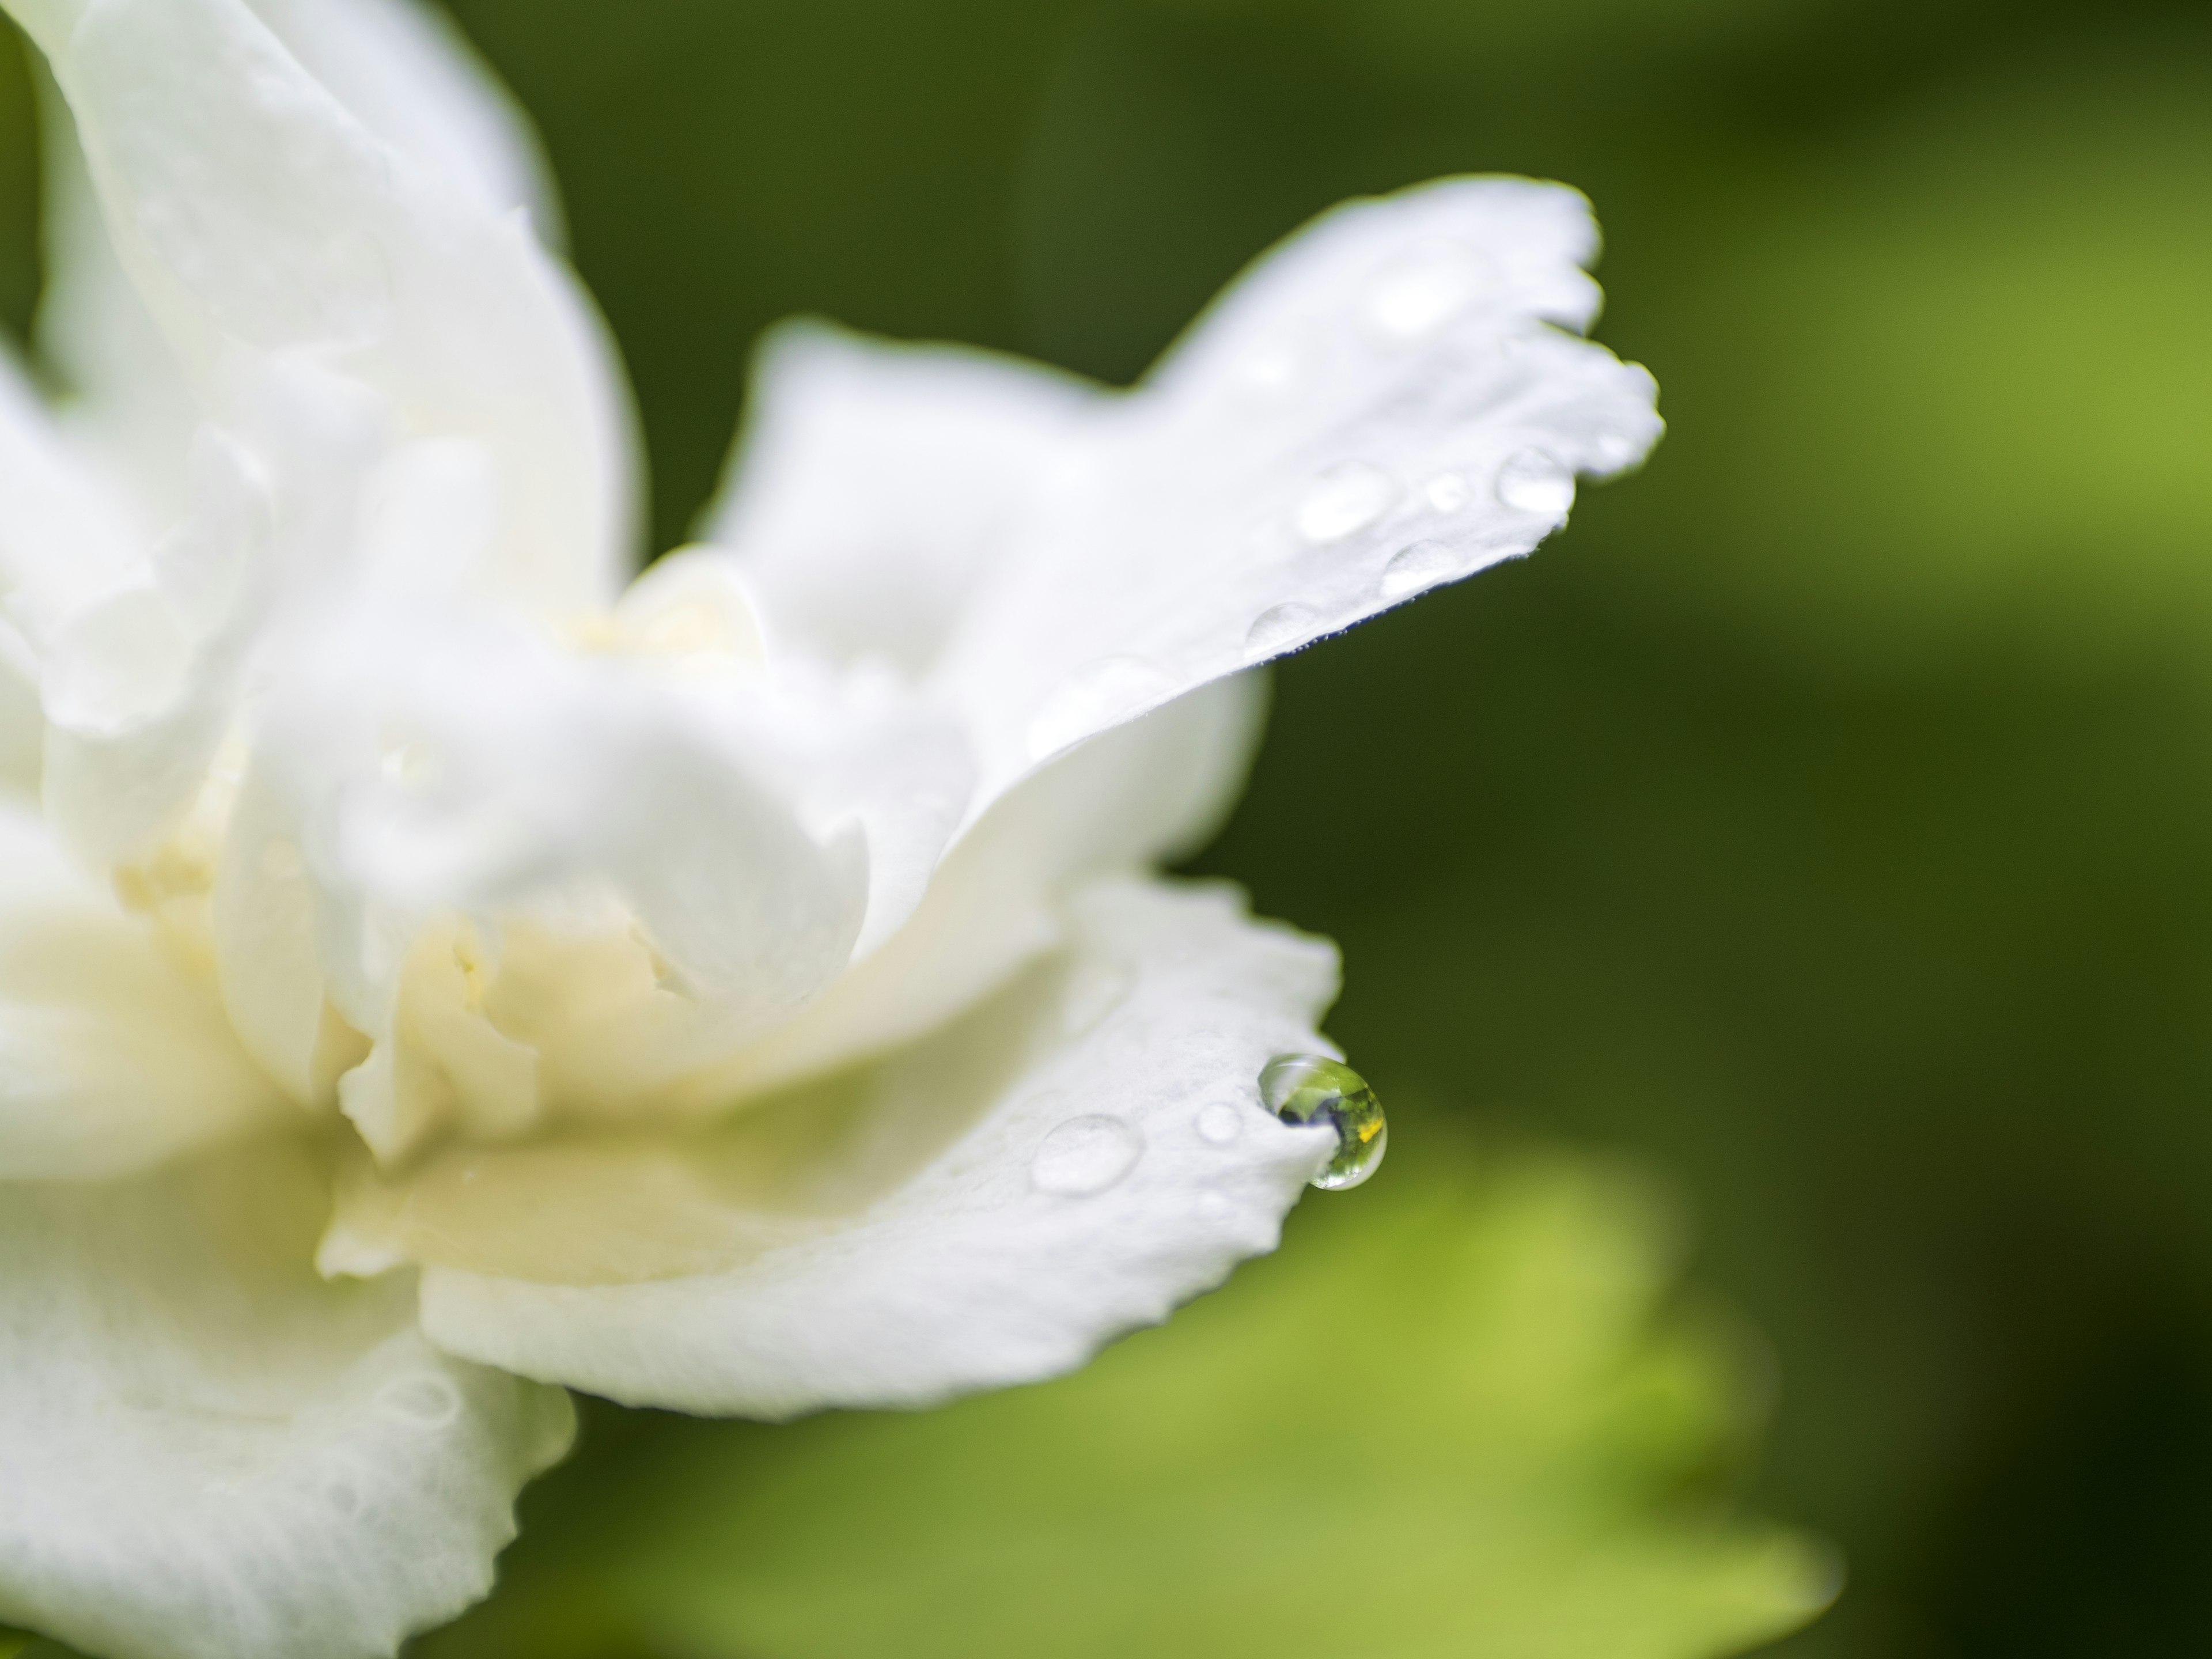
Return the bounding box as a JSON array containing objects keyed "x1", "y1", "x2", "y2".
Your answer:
[
  {"x1": 1031, "y1": 1114, "x2": 1145, "y2": 1197},
  {"x1": 1258, "y1": 1053, "x2": 1387, "y2": 1190},
  {"x1": 1380, "y1": 540, "x2": 1459, "y2": 599},
  {"x1": 1245, "y1": 601, "x2": 1320, "y2": 660},
  {"x1": 1495, "y1": 450, "x2": 1575, "y2": 516},
  {"x1": 1296, "y1": 462, "x2": 1397, "y2": 543}
]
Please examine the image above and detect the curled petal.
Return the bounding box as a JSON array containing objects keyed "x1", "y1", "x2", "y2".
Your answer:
[
  {"x1": 0, "y1": 1137, "x2": 574, "y2": 1659},
  {"x1": 12, "y1": 0, "x2": 638, "y2": 612},
  {"x1": 697, "y1": 673, "x2": 1264, "y2": 1104},
  {"x1": 940, "y1": 176, "x2": 1661, "y2": 806},
  {"x1": 703, "y1": 321, "x2": 1096, "y2": 677},
  {"x1": 378, "y1": 877, "x2": 1339, "y2": 1416}
]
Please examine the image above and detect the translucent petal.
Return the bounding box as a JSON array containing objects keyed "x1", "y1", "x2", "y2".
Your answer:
[
  {"x1": 0, "y1": 1137, "x2": 575, "y2": 1659},
  {"x1": 0, "y1": 797, "x2": 285, "y2": 1182},
  {"x1": 401, "y1": 877, "x2": 1339, "y2": 1416},
  {"x1": 938, "y1": 177, "x2": 1661, "y2": 809},
  {"x1": 241, "y1": 0, "x2": 567, "y2": 240},
  {"x1": 11, "y1": 0, "x2": 638, "y2": 613}
]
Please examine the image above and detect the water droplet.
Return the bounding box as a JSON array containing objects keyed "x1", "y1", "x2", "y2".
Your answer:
[
  {"x1": 1259, "y1": 1053, "x2": 1387, "y2": 1191},
  {"x1": 1195, "y1": 1101, "x2": 1245, "y2": 1145},
  {"x1": 1424, "y1": 472, "x2": 1470, "y2": 513},
  {"x1": 1296, "y1": 463, "x2": 1397, "y2": 543},
  {"x1": 1031, "y1": 1115, "x2": 1145, "y2": 1196},
  {"x1": 1027, "y1": 657, "x2": 1175, "y2": 759},
  {"x1": 325, "y1": 1479, "x2": 364, "y2": 1518},
  {"x1": 1244, "y1": 602, "x2": 1320, "y2": 660},
  {"x1": 1060, "y1": 961, "x2": 1134, "y2": 1037},
  {"x1": 1237, "y1": 340, "x2": 1303, "y2": 391},
  {"x1": 1380, "y1": 540, "x2": 1460, "y2": 599},
  {"x1": 1195, "y1": 1191, "x2": 1235, "y2": 1225},
  {"x1": 1367, "y1": 251, "x2": 1475, "y2": 338},
  {"x1": 1495, "y1": 450, "x2": 1575, "y2": 516},
  {"x1": 377, "y1": 1373, "x2": 463, "y2": 1430}
]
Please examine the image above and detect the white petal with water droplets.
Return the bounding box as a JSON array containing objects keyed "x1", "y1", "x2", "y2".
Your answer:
[
  {"x1": 935, "y1": 176, "x2": 1661, "y2": 807},
  {"x1": 0, "y1": 1137, "x2": 574, "y2": 1659},
  {"x1": 411, "y1": 877, "x2": 1338, "y2": 1416}
]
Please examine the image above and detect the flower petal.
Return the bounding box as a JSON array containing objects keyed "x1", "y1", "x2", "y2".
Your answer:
[
  {"x1": 0, "y1": 797, "x2": 285, "y2": 1182},
  {"x1": 241, "y1": 0, "x2": 566, "y2": 238},
  {"x1": 939, "y1": 176, "x2": 1661, "y2": 808},
  {"x1": 701, "y1": 320, "x2": 1096, "y2": 676},
  {"x1": 693, "y1": 673, "x2": 1264, "y2": 1104},
  {"x1": 397, "y1": 876, "x2": 1339, "y2": 1416},
  {"x1": 0, "y1": 1135, "x2": 574, "y2": 1659},
  {"x1": 12, "y1": 0, "x2": 637, "y2": 613}
]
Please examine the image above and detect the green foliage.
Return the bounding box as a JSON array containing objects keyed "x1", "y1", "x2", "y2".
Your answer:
[{"x1": 415, "y1": 1136, "x2": 1828, "y2": 1659}]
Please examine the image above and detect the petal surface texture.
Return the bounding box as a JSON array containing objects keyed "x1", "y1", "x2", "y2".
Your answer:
[
  {"x1": 16, "y1": 0, "x2": 636, "y2": 613},
  {"x1": 404, "y1": 878, "x2": 1339, "y2": 1415},
  {"x1": 0, "y1": 1137, "x2": 575, "y2": 1659}
]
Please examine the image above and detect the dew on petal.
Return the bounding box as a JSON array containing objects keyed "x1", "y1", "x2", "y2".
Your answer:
[
  {"x1": 1258, "y1": 1053, "x2": 1387, "y2": 1191},
  {"x1": 1244, "y1": 602, "x2": 1321, "y2": 660},
  {"x1": 1236, "y1": 340, "x2": 1304, "y2": 392},
  {"x1": 1495, "y1": 450, "x2": 1575, "y2": 515},
  {"x1": 1366, "y1": 249, "x2": 1476, "y2": 339},
  {"x1": 1380, "y1": 540, "x2": 1460, "y2": 599},
  {"x1": 1296, "y1": 463, "x2": 1397, "y2": 543},
  {"x1": 377, "y1": 1373, "x2": 464, "y2": 1430},
  {"x1": 1027, "y1": 657, "x2": 1175, "y2": 760},
  {"x1": 1195, "y1": 1100, "x2": 1245, "y2": 1145},
  {"x1": 1031, "y1": 1115, "x2": 1145, "y2": 1197},
  {"x1": 1423, "y1": 471, "x2": 1471, "y2": 513}
]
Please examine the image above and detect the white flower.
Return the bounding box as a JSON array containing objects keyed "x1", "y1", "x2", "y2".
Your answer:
[{"x1": 0, "y1": 0, "x2": 1660, "y2": 1655}]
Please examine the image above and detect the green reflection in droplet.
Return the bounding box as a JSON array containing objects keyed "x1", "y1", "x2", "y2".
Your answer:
[{"x1": 1257, "y1": 1053, "x2": 1387, "y2": 1190}]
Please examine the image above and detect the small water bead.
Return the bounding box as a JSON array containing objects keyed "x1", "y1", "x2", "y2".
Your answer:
[
  {"x1": 1368, "y1": 257, "x2": 1472, "y2": 339},
  {"x1": 1195, "y1": 1100, "x2": 1245, "y2": 1145},
  {"x1": 1423, "y1": 472, "x2": 1470, "y2": 513},
  {"x1": 377, "y1": 1373, "x2": 463, "y2": 1431},
  {"x1": 1296, "y1": 463, "x2": 1397, "y2": 544},
  {"x1": 1031, "y1": 1114, "x2": 1145, "y2": 1197},
  {"x1": 1258, "y1": 1054, "x2": 1387, "y2": 1191},
  {"x1": 1494, "y1": 450, "x2": 1575, "y2": 516},
  {"x1": 1380, "y1": 540, "x2": 1460, "y2": 599},
  {"x1": 1244, "y1": 601, "x2": 1320, "y2": 660}
]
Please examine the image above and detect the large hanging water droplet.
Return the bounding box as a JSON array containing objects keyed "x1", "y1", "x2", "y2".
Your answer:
[
  {"x1": 1259, "y1": 1053, "x2": 1386, "y2": 1190},
  {"x1": 1495, "y1": 450, "x2": 1575, "y2": 515},
  {"x1": 1296, "y1": 463, "x2": 1397, "y2": 543},
  {"x1": 1031, "y1": 1114, "x2": 1145, "y2": 1196}
]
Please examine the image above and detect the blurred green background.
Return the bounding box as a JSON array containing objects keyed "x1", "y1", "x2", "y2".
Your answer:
[{"x1": 7, "y1": 0, "x2": 2212, "y2": 1654}]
